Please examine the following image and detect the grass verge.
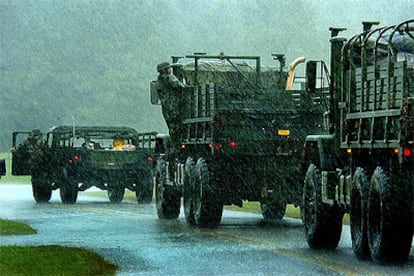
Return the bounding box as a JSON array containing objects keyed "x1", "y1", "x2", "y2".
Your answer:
[
  {"x1": 0, "y1": 219, "x2": 37, "y2": 235},
  {"x1": 0, "y1": 219, "x2": 118, "y2": 275},
  {"x1": 0, "y1": 245, "x2": 118, "y2": 275}
]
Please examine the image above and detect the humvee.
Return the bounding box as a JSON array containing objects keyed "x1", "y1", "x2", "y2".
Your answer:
[{"x1": 12, "y1": 126, "x2": 156, "y2": 204}]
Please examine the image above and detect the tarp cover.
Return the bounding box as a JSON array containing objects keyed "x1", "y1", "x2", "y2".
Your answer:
[{"x1": 176, "y1": 61, "x2": 287, "y2": 90}]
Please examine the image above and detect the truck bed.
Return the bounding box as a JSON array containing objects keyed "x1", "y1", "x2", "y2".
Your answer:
[
  {"x1": 180, "y1": 84, "x2": 329, "y2": 152},
  {"x1": 341, "y1": 61, "x2": 414, "y2": 148}
]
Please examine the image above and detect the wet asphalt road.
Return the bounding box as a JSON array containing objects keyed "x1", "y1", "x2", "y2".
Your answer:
[{"x1": 0, "y1": 184, "x2": 413, "y2": 276}]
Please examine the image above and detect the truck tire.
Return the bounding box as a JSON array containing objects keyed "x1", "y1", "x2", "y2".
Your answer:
[
  {"x1": 260, "y1": 200, "x2": 286, "y2": 220},
  {"x1": 155, "y1": 159, "x2": 180, "y2": 219},
  {"x1": 59, "y1": 168, "x2": 78, "y2": 204},
  {"x1": 183, "y1": 157, "x2": 196, "y2": 225},
  {"x1": 136, "y1": 175, "x2": 153, "y2": 204},
  {"x1": 368, "y1": 166, "x2": 413, "y2": 263},
  {"x1": 108, "y1": 182, "x2": 125, "y2": 203},
  {"x1": 31, "y1": 174, "x2": 52, "y2": 203},
  {"x1": 193, "y1": 158, "x2": 223, "y2": 228},
  {"x1": 60, "y1": 180, "x2": 78, "y2": 204},
  {"x1": 302, "y1": 164, "x2": 342, "y2": 249},
  {"x1": 350, "y1": 167, "x2": 371, "y2": 260}
]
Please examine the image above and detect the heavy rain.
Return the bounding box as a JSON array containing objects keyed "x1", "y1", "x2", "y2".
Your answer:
[
  {"x1": 1, "y1": 0, "x2": 413, "y2": 275},
  {"x1": 1, "y1": 0, "x2": 412, "y2": 145}
]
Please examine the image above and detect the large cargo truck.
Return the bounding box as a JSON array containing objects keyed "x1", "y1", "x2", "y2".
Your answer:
[
  {"x1": 151, "y1": 53, "x2": 330, "y2": 227},
  {"x1": 301, "y1": 20, "x2": 414, "y2": 263}
]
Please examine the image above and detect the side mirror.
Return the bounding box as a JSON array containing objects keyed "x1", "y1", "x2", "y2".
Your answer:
[
  {"x1": 150, "y1": 81, "x2": 160, "y2": 105},
  {"x1": 155, "y1": 134, "x2": 170, "y2": 155}
]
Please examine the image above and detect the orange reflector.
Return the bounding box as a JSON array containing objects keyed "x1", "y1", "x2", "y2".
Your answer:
[
  {"x1": 393, "y1": 148, "x2": 399, "y2": 154},
  {"x1": 278, "y1": 129, "x2": 290, "y2": 136},
  {"x1": 74, "y1": 155, "x2": 80, "y2": 161}
]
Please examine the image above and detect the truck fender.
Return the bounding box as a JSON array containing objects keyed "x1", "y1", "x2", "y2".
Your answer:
[
  {"x1": 304, "y1": 134, "x2": 342, "y2": 171},
  {"x1": 304, "y1": 134, "x2": 347, "y2": 205}
]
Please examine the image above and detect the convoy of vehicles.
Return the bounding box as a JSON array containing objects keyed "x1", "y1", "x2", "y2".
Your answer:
[
  {"x1": 6, "y1": 17, "x2": 413, "y2": 264},
  {"x1": 150, "y1": 53, "x2": 329, "y2": 227},
  {"x1": 150, "y1": 19, "x2": 413, "y2": 262},
  {"x1": 301, "y1": 20, "x2": 413, "y2": 263},
  {"x1": 12, "y1": 126, "x2": 156, "y2": 204}
]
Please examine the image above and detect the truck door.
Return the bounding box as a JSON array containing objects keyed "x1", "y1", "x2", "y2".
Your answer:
[{"x1": 11, "y1": 132, "x2": 31, "y2": 175}]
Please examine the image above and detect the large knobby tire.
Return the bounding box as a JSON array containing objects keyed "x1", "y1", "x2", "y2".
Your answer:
[
  {"x1": 59, "y1": 168, "x2": 78, "y2": 204},
  {"x1": 155, "y1": 159, "x2": 180, "y2": 219},
  {"x1": 193, "y1": 158, "x2": 223, "y2": 228},
  {"x1": 368, "y1": 166, "x2": 413, "y2": 263},
  {"x1": 302, "y1": 164, "x2": 343, "y2": 249},
  {"x1": 183, "y1": 157, "x2": 196, "y2": 225},
  {"x1": 136, "y1": 175, "x2": 153, "y2": 204},
  {"x1": 31, "y1": 174, "x2": 52, "y2": 203},
  {"x1": 350, "y1": 167, "x2": 371, "y2": 260},
  {"x1": 260, "y1": 200, "x2": 286, "y2": 220},
  {"x1": 108, "y1": 183, "x2": 125, "y2": 203},
  {"x1": 60, "y1": 180, "x2": 78, "y2": 204}
]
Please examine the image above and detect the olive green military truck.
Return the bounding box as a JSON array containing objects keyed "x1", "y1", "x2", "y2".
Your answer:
[
  {"x1": 301, "y1": 20, "x2": 414, "y2": 263},
  {"x1": 12, "y1": 126, "x2": 156, "y2": 204},
  {"x1": 151, "y1": 53, "x2": 330, "y2": 227}
]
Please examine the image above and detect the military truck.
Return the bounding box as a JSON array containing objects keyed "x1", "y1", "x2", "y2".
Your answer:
[
  {"x1": 12, "y1": 126, "x2": 156, "y2": 204},
  {"x1": 150, "y1": 53, "x2": 330, "y2": 227},
  {"x1": 301, "y1": 20, "x2": 413, "y2": 263}
]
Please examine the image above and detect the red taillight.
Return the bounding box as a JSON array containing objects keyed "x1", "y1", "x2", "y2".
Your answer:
[
  {"x1": 69, "y1": 154, "x2": 80, "y2": 164},
  {"x1": 215, "y1": 144, "x2": 222, "y2": 150},
  {"x1": 229, "y1": 141, "x2": 237, "y2": 149},
  {"x1": 147, "y1": 155, "x2": 153, "y2": 162},
  {"x1": 403, "y1": 148, "x2": 412, "y2": 157}
]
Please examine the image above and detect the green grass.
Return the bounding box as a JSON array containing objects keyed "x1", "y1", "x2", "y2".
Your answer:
[
  {"x1": 0, "y1": 245, "x2": 118, "y2": 275},
  {"x1": 0, "y1": 219, "x2": 118, "y2": 275},
  {"x1": 0, "y1": 219, "x2": 37, "y2": 235}
]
